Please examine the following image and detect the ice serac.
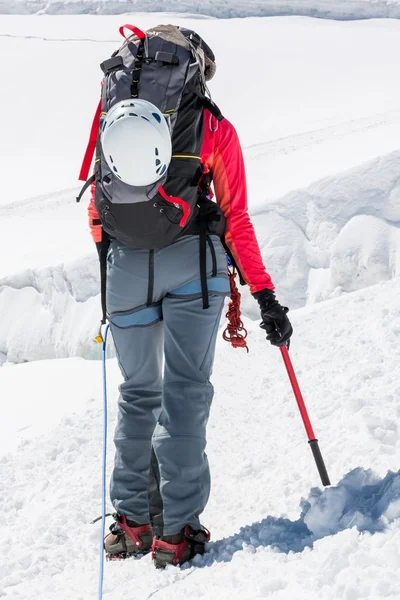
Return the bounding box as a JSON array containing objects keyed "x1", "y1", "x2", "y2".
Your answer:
[
  {"x1": 247, "y1": 150, "x2": 400, "y2": 314},
  {"x1": 0, "y1": 256, "x2": 103, "y2": 363}
]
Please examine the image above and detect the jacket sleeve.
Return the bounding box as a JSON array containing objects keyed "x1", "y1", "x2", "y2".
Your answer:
[
  {"x1": 88, "y1": 181, "x2": 102, "y2": 243},
  {"x1": 211, "y1": 117, "x2": 274, "y2": 293}
]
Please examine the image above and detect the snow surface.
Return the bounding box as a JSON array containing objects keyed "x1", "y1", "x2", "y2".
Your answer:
[
  {"x1": 1, "y1": 12, "x2": 400, "y2": 600},
  {"x1": 1, "y1": 277, "x2": 400, "y2": 599},
  {"x1": 5, "y1": 0, "x2": 400, "y2": 19}
]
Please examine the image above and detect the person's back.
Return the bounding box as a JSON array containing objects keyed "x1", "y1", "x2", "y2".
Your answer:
[{"x1": 81, "y1": 23, "x2": 293, "y2": 567}]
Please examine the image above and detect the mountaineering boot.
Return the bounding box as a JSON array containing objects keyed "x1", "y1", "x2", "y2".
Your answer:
[
  {"x1": 152, "y1": 525, "x2": 210, "y2": 568},
  {"x1": 104, "y1": 513, "x2": 152, "y2": 560}
]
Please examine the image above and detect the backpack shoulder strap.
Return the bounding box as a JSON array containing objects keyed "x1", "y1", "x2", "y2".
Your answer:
[
  {"x1": 76, "y1": 173, "x2": 95, "y2": 203},
  {"x1": 186, "y1": 82, "x2": 223, "y2": 121}
]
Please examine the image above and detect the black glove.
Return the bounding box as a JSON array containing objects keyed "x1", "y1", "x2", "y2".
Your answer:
[{"x1": 253, "y1": 289, "x2": 293, "y2": 347}]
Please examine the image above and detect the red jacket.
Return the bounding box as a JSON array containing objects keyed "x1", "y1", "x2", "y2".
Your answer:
[{"x1": 88, "y1": 111, "x2": 274, "y2": 293}]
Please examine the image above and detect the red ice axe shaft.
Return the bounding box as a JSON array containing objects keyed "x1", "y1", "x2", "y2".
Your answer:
[{"x1": 280, "y1": 346, "x2": 331, "y2": 486}]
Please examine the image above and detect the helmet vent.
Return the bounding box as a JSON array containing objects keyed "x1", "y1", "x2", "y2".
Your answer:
[
  {"x1": 129, "y1": 113, "x2": 138, "y2": 117},
  {"x1": 156, "y1": 164, "x2": 167, "y2": 176},
  {"x1": 152, "y1": 113, "x2": 161, "y2": 123},
  {"x1": 141, "y1": 115, "x2": 150, "y2": 122},
  {"x1": 155, "y1": 148, "x2": 159, "y2": 156},
  {"x1": 156, "y1": 159, "x2": 161, "y2": 166},
  {"x1": 109, "y1": 155, "x2": 114, "y2": 164}
]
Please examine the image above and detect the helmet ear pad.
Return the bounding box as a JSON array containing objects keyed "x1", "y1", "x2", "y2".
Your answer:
[{"x1": 100, "y1": 99, "x2": 172, "y2": 187}]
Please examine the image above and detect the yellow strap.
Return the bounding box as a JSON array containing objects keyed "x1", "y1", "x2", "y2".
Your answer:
[{"x1": 171, "y1": 155, "x2": 201, "y2": 160}]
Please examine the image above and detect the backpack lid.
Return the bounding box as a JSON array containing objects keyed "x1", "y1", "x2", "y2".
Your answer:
[{"x1": 145, "y1": 24, "x2": 217, "y2": 81}]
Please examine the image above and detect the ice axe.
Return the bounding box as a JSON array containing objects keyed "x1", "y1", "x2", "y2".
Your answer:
[{"x1": 280, "y1": 345, "x2": 331, "y2": 486}]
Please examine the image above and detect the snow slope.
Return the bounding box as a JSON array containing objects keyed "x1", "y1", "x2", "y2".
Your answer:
[
  {"x1": 1, "y1": 12, "x2": 400, "y2": 600},
  {"x1": 1, "y1": 277, "x2": 400, "y2": 599},
  {"x1": 1, "y1": 15, "x2": 400, "y2": 363},
  {"x1": 4, "y1": 0, "x2": 400, "y2": 19}
]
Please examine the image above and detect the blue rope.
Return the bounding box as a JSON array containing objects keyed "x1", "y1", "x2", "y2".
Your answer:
[{"x1": 98, "y1": 324, "x2": 110, "y2": 600}]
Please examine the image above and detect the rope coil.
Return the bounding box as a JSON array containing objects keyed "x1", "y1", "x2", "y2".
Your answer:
[{"x1": 223, "y1": 268, "x2": 249, "y2": 352}]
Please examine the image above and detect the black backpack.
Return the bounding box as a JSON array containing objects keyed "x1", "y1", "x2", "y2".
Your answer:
[
  {"x1": 78, "y1": 24, "x2": 229, "y2": 323},
  {"x1": 78, "y1": 24, "x2": 224, "y2": 249}
]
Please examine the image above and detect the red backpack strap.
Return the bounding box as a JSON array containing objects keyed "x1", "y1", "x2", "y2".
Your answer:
[
  {"x1": 78, "y1": 99, "x2": 102, "y2": 182},
  {"x1": 78, "y1": 24, "x2": 146, "y2": 182}
]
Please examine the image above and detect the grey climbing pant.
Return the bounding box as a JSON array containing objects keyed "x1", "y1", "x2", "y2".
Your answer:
[{"x1": 106, "y1": 234, "x2": 230, "y2": 535}]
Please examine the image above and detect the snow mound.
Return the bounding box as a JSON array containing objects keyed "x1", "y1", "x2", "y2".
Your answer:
[
  {"x1": 302, "y1": 468, "x2": 400, "y2": 537},
  {"x1": 0, "y1": 256, "x2": 102, "y2": 363},
  {"x1": 202, "y1": 468, "x2": 400, "y2": 564},
  {"x1": 4, "y1": 0, "x2": 400, "y2": 19},
  {"x1": 244, "y1": 151, "x2": 400, "y2": 315}
]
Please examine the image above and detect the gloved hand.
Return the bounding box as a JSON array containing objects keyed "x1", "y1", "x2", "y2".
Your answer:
[{"x1": 253, "y1": 289, "x2": 293, "y2": 347}]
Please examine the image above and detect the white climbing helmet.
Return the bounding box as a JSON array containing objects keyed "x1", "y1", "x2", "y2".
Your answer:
[{"x1": 100, "y1": 99, "x2": 172, "y2": 187}]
